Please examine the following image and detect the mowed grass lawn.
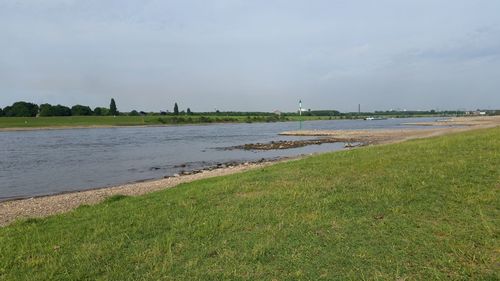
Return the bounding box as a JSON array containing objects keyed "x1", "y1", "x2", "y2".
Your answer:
[{"x1": 1, "y1": 128, "x2": 499, "y2": 280}]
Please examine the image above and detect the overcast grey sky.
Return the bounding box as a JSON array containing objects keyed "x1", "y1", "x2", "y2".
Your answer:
[{"x1": 1, "y1": 0, "x2": 499, "y2": 112}]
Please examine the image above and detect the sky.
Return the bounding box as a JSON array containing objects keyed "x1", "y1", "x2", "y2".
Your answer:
[{"x1": 1, "y1": 0, "x2": 499, "y2": 112}]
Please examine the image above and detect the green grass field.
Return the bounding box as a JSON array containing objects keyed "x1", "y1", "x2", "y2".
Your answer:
[
  {"x1": 0, "y1": 115, "x2": 332, "y2": 129},
  {"x1": 1, "y1": 128, "x2": 498, "y2": 280}
]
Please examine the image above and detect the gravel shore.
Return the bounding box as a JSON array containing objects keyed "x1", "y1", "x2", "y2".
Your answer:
[{"x1": 0, "y1": 160, "x2": 285, "y2": 226}]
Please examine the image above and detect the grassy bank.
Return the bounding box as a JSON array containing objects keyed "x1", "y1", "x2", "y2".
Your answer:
[
  {"x1": 0, "y1": 115, "x2": 334, "y2": 129},
  {"x1": 1, "y1": 128, "x2": 499, "y2": 280}
]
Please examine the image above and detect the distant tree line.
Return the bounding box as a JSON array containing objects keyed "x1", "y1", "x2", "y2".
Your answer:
[
  {"x1": 0, "y1": 99, "x2": 120, "y2": 117},
  {"x1": 2, "y1": 100, "x2": 498, "y2": 118}
]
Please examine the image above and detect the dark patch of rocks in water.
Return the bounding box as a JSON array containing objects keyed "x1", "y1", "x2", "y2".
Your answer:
[
  {"x1": 224, "y1": 138, "x2": 365, "y2": 151},
  {"x1": 163, "y1": 158, "x2": 274, "y2": 179}
]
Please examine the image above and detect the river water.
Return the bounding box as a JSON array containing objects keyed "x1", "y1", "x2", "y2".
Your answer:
[{"x1": 0, "y1": 117, "x2": 440, "y2": 200}]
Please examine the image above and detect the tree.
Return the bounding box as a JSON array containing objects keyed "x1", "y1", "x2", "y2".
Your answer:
[
  {"x1": 129, "y1": 110, "x2": 140, "y2": 116},
  {"x1": 52, "y1": 105, "x2": 71, "y2": 116},
  {"x1": 3, "y1": 101, "x2": 39, "y2": 117},
  {"x1": 110, "y1": 98, "x2": 118, "y2": 116},
  {"x1": 39, "y1": 104, "x2": 53, "y2": 116},
  {"x1": 39, "y1": 104, "x2": 72, "y2": 116},
  {"x1": 0, "y1": 107, "x2": 3, "y2": 117},
  {"x1": 71, "y1": 105, "x2": 93, "y2": 116},
  {"x1": 94, "y1": 107, "x2": 109, "y2": 116},
  {"x1": 187, "y1": 108, "x2": 192, "y2": 115},
  {"x1": 173, "y1": 102, "x2": 179, "y2": 115}
]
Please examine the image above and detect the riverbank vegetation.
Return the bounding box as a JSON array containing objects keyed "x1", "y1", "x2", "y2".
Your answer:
[
  {"x1": 0, "y1": 115, "x2": 299, "y2": 129},
  {"x1": 1, "y1": 127, "x2": 498, "y2": 280}
]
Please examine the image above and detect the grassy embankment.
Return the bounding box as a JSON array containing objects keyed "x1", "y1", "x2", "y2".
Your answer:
[
  {"x1": 0, "y1": 115, "x2": 331, "y2": 129},
  {"x1": 1, "y1": 128, "x2": 498, "y2": 280}
]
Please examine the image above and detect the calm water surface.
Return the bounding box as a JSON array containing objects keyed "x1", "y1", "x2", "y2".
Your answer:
[{"x1": 0, "y1": 117, "x2": 441, "y2": 200}]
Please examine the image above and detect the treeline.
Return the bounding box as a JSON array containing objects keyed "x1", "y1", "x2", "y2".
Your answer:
[
  {"x1": 371, "y1": 110, "x2": 500, "y2": 117},
  {"x1": 304, "y1": 109, "x2": 500, "y2": 118},
  {"x1": 0, "y1": 99, "x2": 119, "y2": 117},
  {"x1": 3, "y1": 100, "x2": 498, "y2": 118}
]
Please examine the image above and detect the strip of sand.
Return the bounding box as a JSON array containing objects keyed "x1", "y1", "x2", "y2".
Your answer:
[
  {"x1": 280, "y1": 116, "x2": 500, "y2": 145},
  {"x1": 402, "y1": 116, "x2": 500, "y2": 127}
]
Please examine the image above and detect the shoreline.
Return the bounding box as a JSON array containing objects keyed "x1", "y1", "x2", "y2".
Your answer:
[
  {"x1": 0, "y1": 157, "x2": 284, "y2": 204},
  {"x1": 1, "y1": 116, "x2": 498, "y2": 227},
  {"x1": 0, "y1": 156, "x2": 304, "y2": 227}
]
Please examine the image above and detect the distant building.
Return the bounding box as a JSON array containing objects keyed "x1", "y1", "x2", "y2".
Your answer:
[{"x1": 273, "y1": 110, "x2": 282, "y2": 116}]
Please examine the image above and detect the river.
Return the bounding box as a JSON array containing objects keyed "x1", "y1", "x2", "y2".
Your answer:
[{"x1": 0, "y1": 117, "x2": 440, "y2": 200}]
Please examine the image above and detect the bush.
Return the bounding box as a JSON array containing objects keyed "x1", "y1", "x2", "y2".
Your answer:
[
  {"x1": 129, "y1": 110, "x2": 140, "y2": 116},
  {"x1": 172, "y1": 117, "x2": 187, "y2": 123},
  {"x1": 198, "y1": 116, "x2": 212, "y2": 123},
  {"x1": 265, "y1": 116, "x2": 279, "y2": 122}
]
